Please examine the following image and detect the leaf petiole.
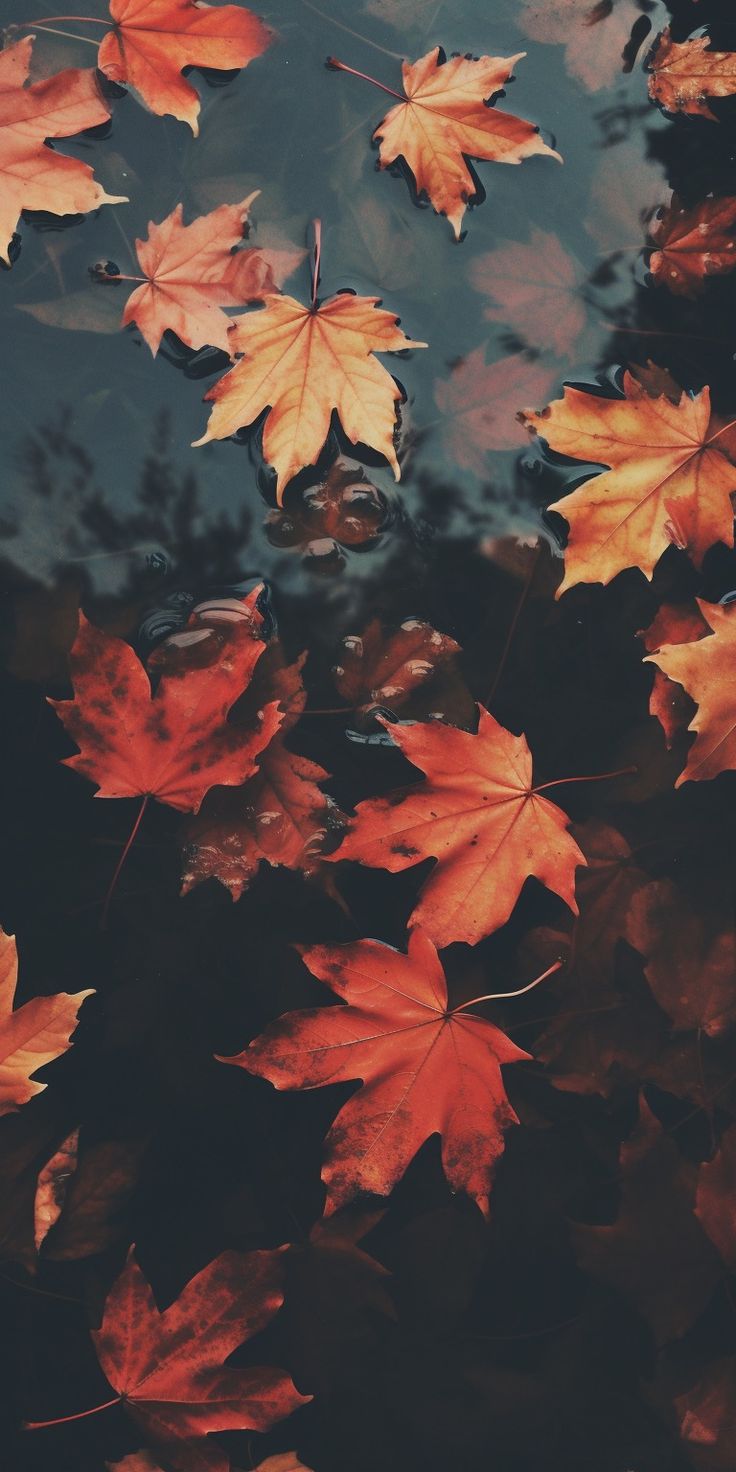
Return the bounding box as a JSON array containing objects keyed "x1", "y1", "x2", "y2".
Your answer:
[
  {"x1": 327, "y1": 55, "x2": 404, "y2": 102},
  {"x1": 454, "y1": 960, "x2": 563, "y2": 1013},
  {"x1": 100, "y1": 794, "x2": 150, "y2": 931},
  {"x1": 24, "y1": 1395, "x2": 123, "y2": 1430}
]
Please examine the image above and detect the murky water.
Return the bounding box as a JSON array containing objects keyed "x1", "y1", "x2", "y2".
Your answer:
[{"x1": 3, "y1": 0, "x2": 736, "y2": 1469}]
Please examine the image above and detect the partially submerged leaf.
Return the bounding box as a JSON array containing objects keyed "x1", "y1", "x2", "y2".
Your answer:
[
  {"x1": 97, "y1": 0, "x2": 272, "y2": 132},
  {"x1": 519, "y1": 0, "x2": 643, "y2": 94},
  {"x1": 0, "y1": 929, "x2": 93, "y2": 1116},
  {"x1": 358, "y1": 47, "x2": 560, "y2": 238},
  {"x1": 49, "y1": 589, "x2": 280, "y2": 812},
  {"x1": 121, "y1": 197, "x2": 298, "y2": 356},
  {"x1": 0, "y1": 37, "x2": 125, "y2": 266},
  {"x1": 332, "y1": 618, "x2": 461, "y2": 717},
  {"x1": 225, "y1": 929, "x2": 531, "y2": 1217},
  {"x1": 523, "y1": 372, "x2": 736, "y2": 592},
  {"x1": 648, "y1": 29, "x2": 736, "y2": 120},
  {"x1": 468, "y1": 229, "x2": 586, "y2": 358},
  {"x1": 649, "y1": 195, "x2": 736, "y2": 296},
  {"x1": 436, "y1": 349, "x2": 557, "y2": 475}
]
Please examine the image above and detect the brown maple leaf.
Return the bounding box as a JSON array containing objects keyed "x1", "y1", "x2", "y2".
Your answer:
[
  {"x1": 326, "y1": 705, "x2": 585, "y2": 949},
  {"x1": 97, "y1": 0, "x2": 272, "y2": 132},
  {"x1": 330, "y1": 48, "x2": 560, "y2": 238},
  {"x1": 644, "y1": 598, "x2": 736, "y2": 783},
  {"x1": 468, "y1": 228, "x2": 586, "y2": 358},
  {"x1": 85, "y1": 1248, "x2": 309, "y2": 1472},
  {"x1": 648, "y1": 29, "x2": 736, "y2": 120},
  {"x1": 649, "y1": 194, "x2": 736, "y2": 296},
  {"x1": 49, "y1": 588, "x2": 280, "y2": 812},
  {"x1": 523, "y1": 371, "x2": 736, "y2": 592},
  {"x1": 193, "y1": 286, "x2": 427, "y2": 500},
  {"x1": 571, "y1": 1097, "x2": 721, "y2": 1344},
  {"x1": 118, "y1": 196, "x2": 301, "y2": 356},
  {"x1": 33, "y1": 1128, "x2": 79, "y2": 1252},
  {"x1": 0, "y1": 37, "x2": 125, "y2": 265},
  {"x1": 625, "y1": 879, "x2": 736, "y2": 1037},
  {"x1": 0, "y1": 928, "x2": 93, "y2": 1116},
  {"x1": 224, "y1": 928, "x2": 533, "y2": 1217}
]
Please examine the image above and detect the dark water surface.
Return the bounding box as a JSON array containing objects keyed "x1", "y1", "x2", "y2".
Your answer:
[{"x1": 2, "y1": 0, "x2": 736, "y2": 1468}]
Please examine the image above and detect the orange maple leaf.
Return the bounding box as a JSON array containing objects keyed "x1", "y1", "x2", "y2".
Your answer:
[
  {"x1": 644, "y1": 598, "x2": 736, "y2": 784},
  {"x1": 648, "y1": 28, "x2": 736, "y2": 120},
  {"x1": 193, "y1": 290, "x2": 426, "y2": 499},
  {"x1": 331, "y1": 47, "x2": 560, "y2": 239},
  {"x1": 523, "y1": 371, "x2": 736, "y2": 592},
  {"x1": 326, "y1": 706, "x2": 586, "y2": 948},
  {"x1": 0, "y1": 37, "x2": 125, "y2": 265},
  {"x1": 119, "y1": 195, "x2": 300, "y2": 355},
  {"x1": 468, "y1": 228, "x2": 587, "y2": 359},
  {"x1": 649, "y1": 194, "x2": 736, "y2": 297},
  {"x1": 225, "y1": 928, "x2": 534, "y2": 1217},
  {"x1": 49, "y1": 588, "x2": 280, "y2": 812},
  {"x1": 0, "y1": 929, "x2": 93, "y2": 1116},
  {"x1": 98, "y1": 0, "x2": 271, "y2": 132}
]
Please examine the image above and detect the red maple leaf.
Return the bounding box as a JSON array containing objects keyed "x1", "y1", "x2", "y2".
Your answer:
[
  {"x1": 86, "y1": 1248, "x2": 309, "y2": 1471},
  {"x1": 224, "y1": 928, "x2": 535, "y2": 1217},
  {"x1": 49, "y1": 588, "x2": 280, "y2": 813}
]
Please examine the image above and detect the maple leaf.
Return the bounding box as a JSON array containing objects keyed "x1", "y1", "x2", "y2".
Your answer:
[
  {"x1": 41, "y1": 1137, "x2": 143, "y2": 1259},
  {"x1": 326, "y1": 706, "x2": 585, "y2": 948},
  {"x1": 640, "y1": 600, "x2": 710, "y2": 748},
  {"x1": 193, "y1": 288, "x2": 426, "y2": 499},
  {"x1": 649, "y1": 194, "x2": 736, "y2": 296},
  {"x1": 49, "y1": 588, "x2": 281, "y2": 812},
  {"x1": 332, "y1": 618, "x2": 461, "y2": 718},
  {"x1": 97, "y1": 0, "x2": 272, "y2": 133},
  {"x1": 571, "y1": 1097, "x2": 721, "y2": 1344},
  {"x1": 119, "y1": 196, "x2": 299, "y2": 356},
  {"x1": 519, "y1": 0, "x2": 642, "y2": 94},
  {"x1": 467, "y1": 228, "x2": 586, "y2": 359},
  {"x1": 696, "y1": 1125, "x2": 736, "y2": 1271},
  {"x1": 648, "y1": 29, "x2": 736, "y2": 121},
  {"x1": 331, "y1": 48, "x2": 560, "y2": 239},
  {"x1": 225, "y1": 928, "x2": 531, "y2": 1217},
  {"x1": 644, "y1": 598, "x2": 736, "y2": 784},
  {"x1": 523, "y1": 371, "x2": 736, "y2": 592},
  {"x1": 0, "y1": 37, "x2": 125, "y2": 266},
  {"x1": 0, "y1": 928, "x2": 93, "y2": 1116},
  {"x1": 179, "y1": 641, "x2": 341, "y2": 899},
  {"x1": 435, "y1": 349, "x2": 557, "y2": 476},
  {"x1": 625, "y1": 879, "x2": 736, "y2": 1037},
  {"x1": 90, "y1": 1248, "x2": 309, "y2": 1472}
]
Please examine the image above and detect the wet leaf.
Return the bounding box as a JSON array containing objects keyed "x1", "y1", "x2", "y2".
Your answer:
[
  {"x1": 0, "y1": 37, "x2": 125, "y2": 266},
  {"x1": 648, "y1": 29, "x2": 736, "y2": 121},
  {"x1": 644, "y1": 599, "x2": 736, "y2": 784}
]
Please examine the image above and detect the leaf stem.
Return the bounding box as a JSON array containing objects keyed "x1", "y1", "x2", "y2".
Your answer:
[
  {"x1": 485, "y1": 546, "x2": 540, "y2": 709},
  {"x1": 454, "y1": 960, "x2": 563, "y2": 1012},
  {"x1": 25, "y1": 14, "x2": 109, "y2": 23},
  {"x1": 533, "y1": 764, "x2": 637, "y2": 795},
  {"x1": 327, "y1": 55, "x2": 404, "y2": 101},
  {"x1": 100, "y1": 794, "x2": 149, "y2": 931},
  {"x1": 25, "y1": 22, "x2": 99, "y2": 42},
  {"x1": 25, "y1": 1396, "x2": 123, "y2": 1430},
  {"x1": 310, "y1": 219, "x2": 322, "y2": 309}
]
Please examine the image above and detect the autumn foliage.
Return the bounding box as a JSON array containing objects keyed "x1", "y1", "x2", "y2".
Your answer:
[{"x1": 5, "y1": 3, "x2": 736, "y2": 1471}]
